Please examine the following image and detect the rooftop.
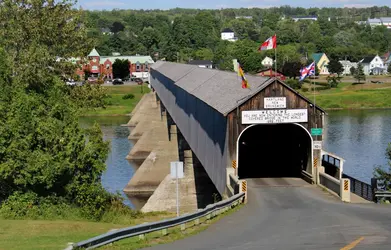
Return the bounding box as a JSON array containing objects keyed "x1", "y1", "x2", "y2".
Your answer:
[
  {"x1": 222, "y1": 28, "x2": 234, "y2": 33},
  {"x1": 88, "y1": 48, "x2": 100, "y2": 57},
  {"x1": 188, "y1": 60, "x2": 213, "y2": 65},
  {"x1": 361, "y1": 56, "x2": 376, "y2": 64},
  {"x1": 312, "y1": 53, "x2": 324, "y2": 63},
  {"x1": 151, "y1": 61, "x2": 325, "y2": 116}
]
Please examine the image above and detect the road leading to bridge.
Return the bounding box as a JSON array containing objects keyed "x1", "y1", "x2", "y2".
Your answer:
[{"x1": 145, "y1": 178, "x2": 391, "y2": 250}]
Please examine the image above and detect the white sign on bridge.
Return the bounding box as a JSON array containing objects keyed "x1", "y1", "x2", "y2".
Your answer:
[
  {"x1": 264, "y1": 97, "x2": 286, "y2": 109},
  {"x1": 242, "y1": 109, "x2": 308, "y2": 124}
]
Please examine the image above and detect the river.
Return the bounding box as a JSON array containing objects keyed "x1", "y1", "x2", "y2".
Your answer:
[
  {"x1": 80, "y1": 110, "x2": 391, "y2": 208},
  {"x1": 324, "y1": 109, "x2": 391, "y2": 183}
]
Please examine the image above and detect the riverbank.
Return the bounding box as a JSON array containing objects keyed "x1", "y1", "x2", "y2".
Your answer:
[
  {"x1": 300, "y1": 82, "x2": 391, "y2": 110},
  {"x1": 81, "y1": 85, "x2": 150, "y2": 116}
]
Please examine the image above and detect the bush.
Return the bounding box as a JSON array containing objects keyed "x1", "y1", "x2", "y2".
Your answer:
[
  {"x1": 122, "y1": 93, "x2": 135, "y2": 100},
  {"x1": 0, "y1": 192, "x2": 83, "y2": 220},
  {"x1": 285, "y1": 79, "x2": 302, "y2": 89},
  {"x1": 301, "y1": 87, "x2": 309, "y2": 92}
]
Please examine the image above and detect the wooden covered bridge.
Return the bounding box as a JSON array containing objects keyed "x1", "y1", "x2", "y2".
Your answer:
[{"x1": 150, "y1": 61, "x2": 326, "y2": 196}]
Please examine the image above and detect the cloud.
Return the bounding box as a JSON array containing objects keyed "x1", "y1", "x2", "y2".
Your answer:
[{"x1": 343, "y1": 4, "x2": 374, "y2": 8}]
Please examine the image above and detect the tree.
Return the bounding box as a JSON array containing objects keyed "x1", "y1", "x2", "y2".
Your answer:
[
  {"x1": 111, "y1": 21, "x2": 125, "y2": 33},
  {"x1": 112, "y1": 59, "x2": 130, "y2": 79},
  {"x1": 373, "y1": 144, "x2": 391, "y2": 193},
  {"x1": 388, "y1": 64, "x2": 391, "y2": 75},
  {"x1": 326, "y1": 75, "x2": 341, "y2": 88},
  {"x1": 350, "y1": 66, "x2": 356, "y2": 76},
  {"x1": 327, "y1": 59, "x2": 344, "y2": 76},
  {"x1": 354, "y1": 63, "x2": 366, "y2": 84},
  {"x1": 0, "y1": 0, "x2": 113, "y2": 219},
  {"x1": 281, "y1": 61, "x2": 302, "y2": 79}
]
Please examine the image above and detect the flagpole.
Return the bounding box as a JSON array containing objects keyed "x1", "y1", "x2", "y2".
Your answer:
[
  {"x1": 313, "y1": 60, "x2": 316, "y2": 129},
  {"x1": 275, "y1": 34, "x2": 277, "y2": 83}
]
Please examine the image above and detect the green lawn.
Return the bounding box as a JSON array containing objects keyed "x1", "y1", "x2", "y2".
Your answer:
[
  {"x1": 301, "y1": 82, "x2": 391, "y2": 110},
  {"x1": 81, "y1": 84, "x2": 150, "y2": 116},
  {"x1": 0, "y1": 213, "x2": 173, "y2": 250},
  {"x1": 0, "y1": 205, "x2": 243, "y2": 250}
]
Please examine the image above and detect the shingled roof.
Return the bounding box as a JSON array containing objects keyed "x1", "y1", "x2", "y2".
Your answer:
[{"x1": 151, "y1": 61, "x2": 325, "y2": 116}]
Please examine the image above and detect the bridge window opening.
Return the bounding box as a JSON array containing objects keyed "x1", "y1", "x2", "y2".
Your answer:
[{"x1": 238, "y1": 124, "x2": 312, "y2": 179}]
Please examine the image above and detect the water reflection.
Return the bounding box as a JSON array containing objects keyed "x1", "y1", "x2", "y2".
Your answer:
[
  {"x1": 79, "y1": 116, "x2": 141, "y2": 208},
  {"x1": 324, "y1": 110, "x2": 391, "y2": 183}
]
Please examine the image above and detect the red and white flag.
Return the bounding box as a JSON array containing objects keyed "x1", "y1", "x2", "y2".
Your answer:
[{"x1": 259, "y1": 35, "x2": 277, "y2": 51}]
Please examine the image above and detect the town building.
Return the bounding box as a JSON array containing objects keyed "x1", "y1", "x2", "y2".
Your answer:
[
  {"x1": 188, "y1": 60, "x2": 213, "y2": 69},
  {"x1": 261, "y1": 56, "x2": 274, "y2": 68},
  {"x1": 359, "y1": 55, "x2": 385, "y2": 75},
  {"x1": 221, "y1": 28, "x2": 238, "y2": 42},
  {"x1": 311, "y1": 53, "x2": 330, "y2": 75},
  {"x1": 257, "y1": 68, "x2": 286, "y2": 81},
  {"x1": 339, "y1": 60, "x2": 358, "y2": 75},
  {"x1": 359, "y1": 17, "x2": 391, "y2": 29},
  {"x1": 292, "y1": 16, "x2": 318, "y2": 22},
  {"x1": 75, "y1": 48, "x2": 154, "y2": 80}
]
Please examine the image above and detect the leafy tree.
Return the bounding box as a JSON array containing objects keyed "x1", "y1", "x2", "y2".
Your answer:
[
  {"x1": 111, "y1": 21, "x2": 125, "y2": 33},
  {"x1": 354, "y1": 63, "x2": 366, "y2": 84},
  {"x1": 326, "y1": 75, "x2": 341, "y2": 88},
  {"x1": 0, "y1": 0, "x2": 113, "y2": 218},
  {"x1": 350, "y1": 66, "x2": 356, "y2": 76},
  {"x1": 373, "y1": 144, "x2": 391, "y2": 192},
  {"x1": 112, "y1": 59, "x2": 130, "y2": 79},
  {"x1": 281, "y1": 61, "x2": 302, "y2": 79},
  {"x1": 194, "y1": 48, "x2": 214, "y2": 61},
  {"x1": 327, "y1": 59, "x2": 344, "y2": 76}
]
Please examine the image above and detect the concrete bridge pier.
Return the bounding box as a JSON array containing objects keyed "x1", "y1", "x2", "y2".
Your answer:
[{"x1": 141, "y1": 106, "x2": 219, "y2": 213}]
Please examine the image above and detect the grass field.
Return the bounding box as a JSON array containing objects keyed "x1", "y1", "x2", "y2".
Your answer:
[
  {"x1": 81, "y1": 84, "x2": 150, "y2": 116},
  {"x1": 300, "y1": 82, "x2": 391, "y2": 110},
  {"x1": 0, "y1": 212, "x2": 173, "y2": 250},
  {"x1": 0, "y1": 205, "x2": 242, "y2": 250}
]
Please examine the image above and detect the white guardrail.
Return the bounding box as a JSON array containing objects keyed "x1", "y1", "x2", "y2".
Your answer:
[{"x1": 71, "y1": 192, "x2": 245, "y2": 249}]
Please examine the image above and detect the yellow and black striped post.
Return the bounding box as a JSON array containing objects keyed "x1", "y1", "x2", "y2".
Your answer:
[
  {"x1": 232, "y1": 160, "x2": 236, "y2": 169},
  {"x1": 241, "y1": 180, "x2": 248, "y2": 203},
  {"x1": 344, "y1": 180, "x2": 349, "y2": 191}
]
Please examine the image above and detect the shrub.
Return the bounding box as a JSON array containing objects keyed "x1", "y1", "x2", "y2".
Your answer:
[
  {"x1": 122, "y1": 93, "x2": 135, "y2": 100},
  {"x1": 285, "y1": 79, "x2": 302, "y2": 89},
  {"x1": 0, "y1": 192, "x2": 83, "y2": 220}
]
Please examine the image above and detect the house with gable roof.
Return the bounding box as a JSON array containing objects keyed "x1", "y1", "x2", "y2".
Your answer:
[
  {"x1": 359, "y1": 55, "x2": 385, "y2": 75},
  {"x1": 75, "y1": 48, "x2": 154, "y2": 81},
  {"x1": 311, "y1": 53, "x2": 330, "y2": 75}
]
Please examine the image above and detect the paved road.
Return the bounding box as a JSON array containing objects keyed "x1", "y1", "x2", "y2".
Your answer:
[{"x1": 145, "y1": 178, "x2": 391, "y2": 250}]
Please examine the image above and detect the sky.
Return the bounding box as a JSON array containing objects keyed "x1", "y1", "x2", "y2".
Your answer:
[{"x1": 77, "y1": 0, "x2": 391, "y2": 11}]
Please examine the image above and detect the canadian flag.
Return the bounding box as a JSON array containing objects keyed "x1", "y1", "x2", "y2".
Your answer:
[{"x1": 259, "y1": 35, "x2": 277, "y2": 51}]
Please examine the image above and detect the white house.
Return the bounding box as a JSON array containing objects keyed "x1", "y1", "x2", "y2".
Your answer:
[
  {"x1": 221, "y1": 28, "x2": 237, "y2": 42},
  {"x1": 188, "y1": 60, "x2": 213, "y2": 69},
  {"x1": 292, "y1": 16, "x2": 318, "y2": 22},
  {"x1": 359, "y1": 55, "x2": 386, "y2": 75},
  {"x1": 367, "y1": 18, "x2": 382, "y2": 27},
  {"x1": 261, "y1": 56, "x2": 274, "y2": 67},
  {"x1": 380, "y1": 17, "x2": 391, "y2": 29},
  {"x1": 339, "y1": 60, "x2": 358, "y2": 75}
]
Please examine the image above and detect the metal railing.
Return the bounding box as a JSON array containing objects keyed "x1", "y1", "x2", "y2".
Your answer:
[
  {"x1": 72, "y1": 192, "x2": 245, "y2": 249},
  {"x1": 319, "y1": 171, "x2": 340, "y2": 195},
  {"x1": 342, "y1": 173, "x2": 374, "y2": 202}
]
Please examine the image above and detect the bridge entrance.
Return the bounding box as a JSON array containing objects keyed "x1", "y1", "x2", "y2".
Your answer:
[{"x1": 237, "y1": 123, "x2": 313, "y2": 179}]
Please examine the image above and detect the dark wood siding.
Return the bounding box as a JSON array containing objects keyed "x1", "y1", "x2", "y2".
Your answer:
[{"x1": 227, "y1": 81, "x2": 324, "y2": 162}]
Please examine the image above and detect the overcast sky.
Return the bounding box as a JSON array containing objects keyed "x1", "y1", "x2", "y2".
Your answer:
[{"x1": 78, "y1": 0, "x2": 391, "y2": 11}]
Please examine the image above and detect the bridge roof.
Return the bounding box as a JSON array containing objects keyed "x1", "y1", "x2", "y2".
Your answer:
[{"x1": 152, "y1": 61, "x2": 326, "y2": 116}]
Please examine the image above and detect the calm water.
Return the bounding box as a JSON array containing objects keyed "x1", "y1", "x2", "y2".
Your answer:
[
  {"x1": 324, "y1": 109, "x2": 391, "y2": 184},
  {"x1": 79, "y1": 116, "x2": 136, "y2": 208}
]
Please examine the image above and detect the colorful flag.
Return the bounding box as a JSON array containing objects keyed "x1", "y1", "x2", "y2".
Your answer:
[
  {"x1": 259, "y1": 35, "x2": 277, "y2": 51},
  {"x1": 299, "y1": 62, "x2": 316, "y2": 81},
  {"x1": 238, "y1": 63, "x2": 249, "y2": 89}
]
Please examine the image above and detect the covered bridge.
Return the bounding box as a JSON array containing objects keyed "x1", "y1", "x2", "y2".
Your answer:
[{"x1": 150, "y1": 61, "x2": 326, "y2": 195}]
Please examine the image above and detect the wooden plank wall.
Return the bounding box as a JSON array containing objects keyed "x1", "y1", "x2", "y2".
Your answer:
[{"x1": 227, "y1": 81, "x2": 324, "y2": 163}]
